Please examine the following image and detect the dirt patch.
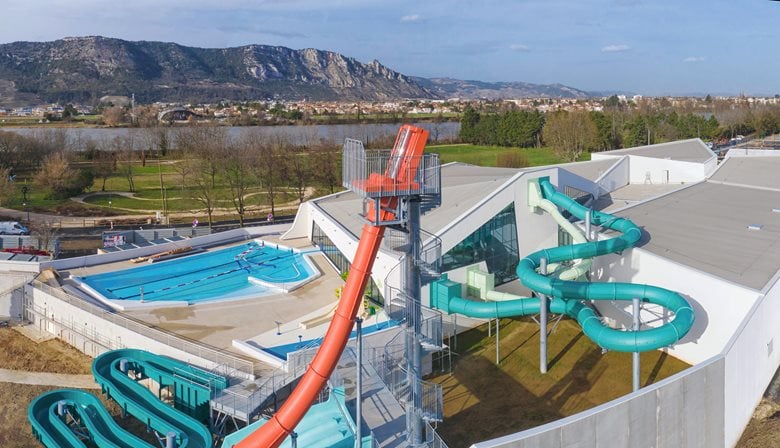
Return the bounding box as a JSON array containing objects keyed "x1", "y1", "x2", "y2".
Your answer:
[
  {"x1": 0, "y1": 327, "x2": 92, "y2": 374},
  {"x1": 429, "y1": 317, "x2": 691, "y2": 448},
  {"x1": 0, "y1": 382, "x2": 159, "y2": 448},
  {"x1": 737, "y1": 398, "x2": 780, "y2": 448},
  {"x1": 59, "y1": 237, "x2": 102, "y2": 251}
]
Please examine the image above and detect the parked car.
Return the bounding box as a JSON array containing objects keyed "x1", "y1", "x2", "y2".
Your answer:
[{"x1": 0, "y1": 221, "x2": 30, "y2": 235}]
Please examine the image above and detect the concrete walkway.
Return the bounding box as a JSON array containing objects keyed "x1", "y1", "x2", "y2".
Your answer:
[{"x1": 0, "y1": 368, "x2": 99, "y2": 389}]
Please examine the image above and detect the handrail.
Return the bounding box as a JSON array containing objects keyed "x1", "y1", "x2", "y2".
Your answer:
[{"x1": 28, "y1": 280, "x2": 255, "y2": 378}]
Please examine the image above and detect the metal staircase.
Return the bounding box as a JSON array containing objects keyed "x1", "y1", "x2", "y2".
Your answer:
[{"x1": 342, "y1": 126, "x2": 447, "y2": 446}]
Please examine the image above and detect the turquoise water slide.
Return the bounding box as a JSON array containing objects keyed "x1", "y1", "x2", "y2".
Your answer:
[
  {"x1": 431, "y1": 177, "x2": 694, "y2": 352},
  {"x1": 29, "y1": 389, "x2": 152, "y2": 448},
  {"x1": 91, "y1": 349, "x2": 218, "y2": 448},
  {"x1": 29, "y1": 349, "x2": 223, "y2": 448}
]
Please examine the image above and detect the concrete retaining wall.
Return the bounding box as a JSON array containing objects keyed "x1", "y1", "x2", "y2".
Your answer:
[
  {"x1": 472, "y1": 356, "x2": 725, "y2": 448},
  {"x1": 25, "y1": 283, "x2": 255, "y2": 380},
  {"x1": 723, "y1": 273, "x2": 780, "y2": 446},
  {"x1": 0, "y1": 272, "x2": 33, "y2": 319}
]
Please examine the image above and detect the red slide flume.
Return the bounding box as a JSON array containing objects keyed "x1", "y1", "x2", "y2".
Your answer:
[{"x1": 235, "y1": 125, "x2": 429, "y2": 448}]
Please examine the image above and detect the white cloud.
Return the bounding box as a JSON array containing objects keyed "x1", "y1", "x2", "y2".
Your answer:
[
  {"x1": 400, "y1": 14, "x2": 421, "y2": 23},
  {"x1": 683, "y1": 56, "x2": 706, "y2": 63},
  {"x1": 509, "y1": 44, "x2": 530, "y2": 52},
  {"x1": 601, "y1": 44, "x2": 630, "y2": 53}
]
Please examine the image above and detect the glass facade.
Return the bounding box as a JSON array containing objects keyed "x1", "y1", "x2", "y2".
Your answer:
[
  {"x1": 311, "y1": 222, "x2": 383, "y2": 304},
  {"x1": 440, "y1": 203, "x2": 520, "y2": 285}
]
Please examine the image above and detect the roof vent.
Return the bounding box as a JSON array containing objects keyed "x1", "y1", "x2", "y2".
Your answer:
[{"x1": 747, "y1": 224, "x2": 764, "y2": 231}]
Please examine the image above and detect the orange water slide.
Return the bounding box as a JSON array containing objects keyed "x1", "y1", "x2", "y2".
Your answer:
[{"x1": 236, "y1": 125, "x2": 429, "y2": 448}]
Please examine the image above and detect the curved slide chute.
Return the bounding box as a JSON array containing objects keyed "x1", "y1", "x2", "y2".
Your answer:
[
  {"x1": 29, "y1": 389, "x2": 153, "y2": 448},
  {"x1": 91, "y1": 349, "x2": 216, "y2": 448},
  {"x1": 29, "y1": 348, "x2": 222, "y2": 448},
  {"x1": 431, "y1": 177, "x2": 694, "y2": 352}
]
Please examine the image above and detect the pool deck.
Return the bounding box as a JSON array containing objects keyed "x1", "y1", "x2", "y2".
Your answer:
[
  {"x1": 121, "y1": 248, "x2": 345, "y2": 353},
  {"x1": 60, "y1": 232, "x2": 349, "y2": 364}
]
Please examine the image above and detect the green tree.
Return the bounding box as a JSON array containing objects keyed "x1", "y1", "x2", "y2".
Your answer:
[
  {"x1": 459, "y1": 106, "x2": 480, "y2": 143},
  {"x1": 589, "y1": 111, "x2": 620, "y2": 151},
  {"x1": 605, "y1": 95, "x2": 621, "y2": 108}
]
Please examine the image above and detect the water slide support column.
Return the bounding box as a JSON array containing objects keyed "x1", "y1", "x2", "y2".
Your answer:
[
  {"x1": 166, "y1": 432, "x2": 176, "y2": 448},
  {"x1": 355, "y1": 317, "x2": 363, "y2": 448},
  {"x1": 539, "y1": 257, "x2": 548, "y2": 374},
  {"x1": 495, "y1": 318, "x2": 500, "y2": 365},
  {"x1": 404, "y1": 197, "x2": 423, "y2": 446},
  {"x1": 585, "y1": 210, "x2": 592, "y2": 241},
  {"x1": 632, "y1": 297, "x2": 641, "y2": 392}
]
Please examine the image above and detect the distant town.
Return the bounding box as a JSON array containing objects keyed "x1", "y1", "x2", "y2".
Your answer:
[{"x1": 2, "y1": 94, "x2": 779, "y2": 126}]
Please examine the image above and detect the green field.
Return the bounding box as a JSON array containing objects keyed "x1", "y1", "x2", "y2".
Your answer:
[
  {"x1": 10, "y1": 143, "x2": 589, "y2": 216},
  {"x1": 428, "y1": 144, "x2": 589, "y2": 167}
]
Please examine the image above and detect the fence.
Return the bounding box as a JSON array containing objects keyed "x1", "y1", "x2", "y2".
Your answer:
[
  {"x1": 101, "y1": 227, "x2": 212, "y2": 247},
  {"x1": 28, "y1": 281, "x2": 255, "y2": 379},
  {"x1": 0, "y1": 235, "x2": 58, "y2": 256},
  {"x1": 425, "y1": 421, "x2": 450, "y2": 448}
]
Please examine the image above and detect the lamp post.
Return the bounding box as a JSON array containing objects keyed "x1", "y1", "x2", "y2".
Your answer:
[{"x1": 21, "y1": 185, "x2": 29, "y2": 222}]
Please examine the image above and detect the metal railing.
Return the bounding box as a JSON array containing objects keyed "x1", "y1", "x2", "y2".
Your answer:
[
  {"x1": 342, "y1": 139, "x2": 441, "y2": 199},
  {"x1": 425, "y1": 421, "x2": 450, "y2": 448},
  {"x1": 28, "y1": 281, "x2": 255, "y2": 378},
  {"x1": 384, "y1": 286, "x2": 443, "y2": 351},
  {"x1": 370, "y1": 330, "x2": 443, "y2": 422}
]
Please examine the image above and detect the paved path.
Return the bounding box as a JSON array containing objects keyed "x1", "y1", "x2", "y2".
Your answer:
[
  {"x1": 0, "y1": 368, "x2": 99, "y2": 389},
  {"x1": 0, "y1": 186, "x2": 312, "y2": 227}
]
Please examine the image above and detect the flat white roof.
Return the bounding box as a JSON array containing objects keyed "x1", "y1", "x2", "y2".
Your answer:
[
  {"x1": 614, "y1": 180, "x2": 780, "y2": 290},
  {"x1": 709, "y1": 156, "x2": 780, "y2": 191},
  {"x1": 315, "y1": 163, "x2": 522, "y2": 239},
  {"x1": 597, "y1": 139, "x2": 715, "y2": 163}
]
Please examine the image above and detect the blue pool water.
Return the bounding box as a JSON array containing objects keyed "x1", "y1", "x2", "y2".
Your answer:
[
  {"x1": 262, "y1": 319, "x2": 402, "y2": 360},
  {"x1": 78, "y1": 241, "x2": 317, "y2": 304}
]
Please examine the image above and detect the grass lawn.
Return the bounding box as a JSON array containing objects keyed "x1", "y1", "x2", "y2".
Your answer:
[
  {"x1": 428, "y1": 144, "x2": 589, "y2": 167},
  {"x1": 0, "y1": 329, "x2": 158, "y2": 448},
  {"x1": 430, "y1": 317, "x2": 690, "y2": 448}
]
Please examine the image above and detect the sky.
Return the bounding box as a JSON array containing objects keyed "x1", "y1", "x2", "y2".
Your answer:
[{"x1": 1, "y1": 0, "x2": 779, "y2": 96}]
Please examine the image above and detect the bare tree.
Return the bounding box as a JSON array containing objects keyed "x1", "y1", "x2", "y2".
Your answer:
[
  {"x1": 173, "y1": 159, "x2": 194, "y2": 193},
  {"x1": 190, "y1": 158, "x2": 220, "y2": 228},
  {"x1": 311, "y1": 141, "x2": 342, "y2": 194},
  {"x1": 543, "y1": 111, "x2": 599, "y2": 162},
  {"x1": 0, "y1": 167, "x2": 15, "y2": 207},
  {"x1": 248, "y1": 132, "x2": 285, "y2": 217},
  {"x1": 221, "y1": 138, "x2": 254, "y2": 227},
  {"x1": 175, "y1": 125, "x2": 227, "y2": 188},
  {"x1": 33, "y1": 152, "x2": 77, "y2": 196},
  {"x1": 93, "y1": 144, "x2": 117, "y2": 192},
  {"x1": 0, "y1": 130, "x2": 57, "y2": 172},
  {"x1": 30, "y1": 220, "x2": 59, "y2": 256},
  {"x1": 114, "y1": 135, "x2": 138, "y2": 192},
  {"x1": 288, "y1": 146, "x2": 311, "y2": 203},
  {"x1": 103, "y1": 106, "x2": 127, "y2": 127}
]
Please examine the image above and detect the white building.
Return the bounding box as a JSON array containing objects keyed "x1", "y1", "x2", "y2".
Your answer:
[{"x1": 282, "y1": 139, "x2": 780, "y2": 448}]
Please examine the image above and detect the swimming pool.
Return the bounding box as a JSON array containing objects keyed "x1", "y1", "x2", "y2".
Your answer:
[
  {"x1": 75, "y1": 240, "x2": 319, "y2": 305},
  {"x1": 262, "y1": 319, "x2": 402, "y2": 360}
]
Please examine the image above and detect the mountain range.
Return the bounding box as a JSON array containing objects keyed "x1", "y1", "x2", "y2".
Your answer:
[{"x1": 0, "y1": 36, "x2": 593, "y2": 107}]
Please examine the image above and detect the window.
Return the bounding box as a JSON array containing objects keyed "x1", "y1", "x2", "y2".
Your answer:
[
  {"x1": 311, "y1": 222, "x2": 384, "y2": 305},
  {"x1": 440, "y1": 203, "x2": 520, "y2": 285}
]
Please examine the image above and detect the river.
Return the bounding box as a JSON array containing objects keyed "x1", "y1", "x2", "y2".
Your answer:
[{"x1": 3, "y1": 121, "x2": 460, "y2": 149}]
